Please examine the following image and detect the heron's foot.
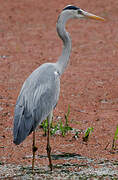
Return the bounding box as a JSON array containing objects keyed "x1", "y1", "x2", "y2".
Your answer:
[
  {"x1": 49, "y1": 162, "x2": 53, "y2": 171},
  {"x1": 32, "y1": 146, "x2": 38, "y2": 153},
  {"x1": 32, "y1": 167, "x2": 35, "y2": 175},
  {"x1": 46, "y1": 144, "x2": 52, "y2": 171}
]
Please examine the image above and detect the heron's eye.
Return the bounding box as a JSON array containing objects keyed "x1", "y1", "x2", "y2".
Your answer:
[{"x1": 77, "y1": 9, "x2": 82, "y2": 14}]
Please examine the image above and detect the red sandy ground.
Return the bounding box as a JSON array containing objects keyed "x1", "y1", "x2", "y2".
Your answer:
[{"x1": 0, "y1": 0, "x2": 118, "y2": 169}]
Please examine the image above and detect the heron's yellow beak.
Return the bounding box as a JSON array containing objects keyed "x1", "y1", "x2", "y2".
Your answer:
[{"x1": 82, "y1": 11, "x2": 105, "y2": 21}]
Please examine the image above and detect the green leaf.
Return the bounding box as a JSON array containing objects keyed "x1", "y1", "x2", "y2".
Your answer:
[
  {"x1": 65, "y1": 105, "x2": 70, "y2": 127},
  {"x1": 50, "y1": 124, "x2": 58, "y2": 135},
  {"x1": 114, "y1": 125, "x2": 118, "y2": 140},
  {"x1": 84, "y1": 127, "x2": 94, "y2": 138}
]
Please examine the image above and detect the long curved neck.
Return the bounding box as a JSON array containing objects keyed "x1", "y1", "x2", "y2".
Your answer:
[{"x1": 56, "y1": 13, "x2": 72, "y2": 75}]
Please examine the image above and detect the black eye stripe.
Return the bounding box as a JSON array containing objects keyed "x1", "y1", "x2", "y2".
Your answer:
[
  {"x1": 63, "y1": 5, "x2": 80, "y2": 11},
  {"x1": 78, "y1": 9, "x2": 83, "y2": 14}
]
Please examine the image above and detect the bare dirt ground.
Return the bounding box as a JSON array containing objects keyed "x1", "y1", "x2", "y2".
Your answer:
[{"x1": 0, "y1": 0, "x2": 118, "y2": 178}]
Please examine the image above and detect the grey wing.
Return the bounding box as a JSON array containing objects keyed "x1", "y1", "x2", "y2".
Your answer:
[{"x1": 13, "y1": 64, "x2": 60, "y2": 145}]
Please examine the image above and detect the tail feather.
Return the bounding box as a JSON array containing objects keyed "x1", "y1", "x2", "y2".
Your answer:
[{"x1": 13, "y1": 105, "x2": 34, "y2": 145}]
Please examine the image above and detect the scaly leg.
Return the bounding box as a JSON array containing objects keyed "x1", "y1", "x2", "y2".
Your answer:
[
  {"x1": 46, "y1": 111, "x2": 53, "y2": 171},
  {"x1": 32, "y1": 130, "x2": 38, "y2": 174}
]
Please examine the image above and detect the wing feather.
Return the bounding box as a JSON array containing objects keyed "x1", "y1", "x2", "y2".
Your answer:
[{"x1": 13, "y1": 63, "x2": 60, "y2": 145}]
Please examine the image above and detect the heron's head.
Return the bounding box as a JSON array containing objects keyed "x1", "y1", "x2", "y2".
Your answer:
[{"x1": 62, "y1": 5, "x2": 104, "y2": 21}]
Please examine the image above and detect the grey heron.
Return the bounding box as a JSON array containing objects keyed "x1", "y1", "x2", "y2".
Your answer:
[{"x1": 13, "y1": 5, "x2": 104, "y2": 172}]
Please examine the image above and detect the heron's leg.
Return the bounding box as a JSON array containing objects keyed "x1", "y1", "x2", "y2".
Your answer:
[
  {"x1": 46, "y1": 110, "x2": 53, "y2": 171},
  {"x1": 32, "y1": 130, "x2": 38, "y2": 174}
]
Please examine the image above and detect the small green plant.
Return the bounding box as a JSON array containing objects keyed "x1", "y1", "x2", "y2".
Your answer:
[
  {"x1": 59, "y1": 105, "x2": 72, "y2": 136},
  {"x1": 40, "y1": 118, "x2": 48, "y2": 136},
  {"x1": 65, "y1": 105, "x2": 70, "y2": 127},
  {"x1": 40, "y1": 105, "x2": 72, "y2": 136},
  {"x1": 112, "y1": 125, "x2": 118, "y2": 150},
  {"x1": 50, "y1": 123, "x2": 58, "y2": 136},
  {"x1": 83, "y1": 127, "x2": 94, "y2": 142}
]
